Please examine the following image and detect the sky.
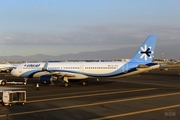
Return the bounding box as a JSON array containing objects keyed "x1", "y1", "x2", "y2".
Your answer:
[{"x1": 0, "y1": 0, "x2": 180, "y2": 59}]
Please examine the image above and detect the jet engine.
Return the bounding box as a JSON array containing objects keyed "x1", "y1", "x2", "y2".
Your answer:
[{"x1": 39, "y1": 75, "x2": 58, "y2": 84}]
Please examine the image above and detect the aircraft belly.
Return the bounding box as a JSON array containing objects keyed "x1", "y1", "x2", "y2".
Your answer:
[
  {"x1": 68, "y1": 73, "x2": 88, "y2": 79},
  {"x1": 33, "y1": 71, "x2": 51, "y2": 77}
]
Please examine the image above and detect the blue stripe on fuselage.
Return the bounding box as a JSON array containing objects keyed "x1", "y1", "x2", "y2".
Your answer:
[{"x1": 19, "y1": 62, "x2": 158, "y2": 78}]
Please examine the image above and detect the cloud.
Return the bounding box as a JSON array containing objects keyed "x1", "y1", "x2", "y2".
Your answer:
[
  {"x1": 1, "y1": 36, "x2": 15, "y2": 44},
  {"x1": 1, "y1": 23, "x2": 180, "y2": 46},
  {"x1": 176, "y1": 7, "x2": 180, "y2": 10},
  {"x1": 5, "y1": 36, "x2": 14, "y2": 40}
]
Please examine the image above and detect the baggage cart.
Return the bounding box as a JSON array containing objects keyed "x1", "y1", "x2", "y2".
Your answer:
[{"x1": 0, "y1": 91, "x2": 26, "y2": 106}]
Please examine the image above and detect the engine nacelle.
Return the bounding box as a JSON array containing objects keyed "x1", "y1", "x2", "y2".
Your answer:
[{"x1": 39, "y1": 75, "x2": 57, "y2": 84}]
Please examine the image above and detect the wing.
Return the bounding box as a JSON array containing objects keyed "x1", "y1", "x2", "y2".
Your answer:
[
  {"x1": 49, "y1": 71, "x2": 89, "y2": 79},
  {"x1": 41, "y1": 60, "x2": 88, "y2": 79},
  {"x1": 49, "y1": 71, "x2": 75, "y2": 77}
]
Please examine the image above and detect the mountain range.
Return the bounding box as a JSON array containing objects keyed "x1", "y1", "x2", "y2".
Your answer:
[{"x1": 0, "y1": 44, "x2": 179, "y2": 62}]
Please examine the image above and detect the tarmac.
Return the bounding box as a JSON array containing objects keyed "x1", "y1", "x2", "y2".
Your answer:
[{"x1": 0, "y1": 66, "x2": 180, "y2": 120}]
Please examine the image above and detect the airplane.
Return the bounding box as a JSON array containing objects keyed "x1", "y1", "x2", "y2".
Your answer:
[
  {"x1": 11, "y1": 34, "x2": 159, "y2": 87},
  {"x1": 0, "y1": 62, "x2": 17, "y2": 73}
]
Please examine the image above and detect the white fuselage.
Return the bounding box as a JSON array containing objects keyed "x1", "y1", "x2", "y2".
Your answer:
[{"x1": 11, "y1": 61, "x2": 159, "y2": 79}]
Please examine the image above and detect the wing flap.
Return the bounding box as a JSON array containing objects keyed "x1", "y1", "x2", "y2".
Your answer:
[
  {"x1": 49, "y1": 71, "x2": 75, "y2": 77},
  {"x1": 47, "y1": 71, "x2": 88, "y2": 79}
]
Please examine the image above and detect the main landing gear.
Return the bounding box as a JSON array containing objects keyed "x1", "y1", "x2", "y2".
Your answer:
[
  {"x1": 63, "y1": 77, "x2": 70, "y2": 87},
  {"x1": 64, "y1": 82, "x2": 71, "y2": 87}
]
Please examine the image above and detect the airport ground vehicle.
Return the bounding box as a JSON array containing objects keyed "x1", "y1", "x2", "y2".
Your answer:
[
  {"x1": 0, "y1": 91, "x2": 26, "y2": 106},
  {"x1": 0, "y1": 79, "x2": 27, "y2": 86}
]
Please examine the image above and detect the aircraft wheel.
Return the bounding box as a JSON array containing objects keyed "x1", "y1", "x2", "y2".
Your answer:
[
  {"x1": 82, "y1": 81, "x2": 88, "y2": 86},
  {"x1": 1, "y1": 81, "x2": 6, "y2": 86},
  {"x1": 64, "y1": 82, "x2": 70, "y2": 87}
]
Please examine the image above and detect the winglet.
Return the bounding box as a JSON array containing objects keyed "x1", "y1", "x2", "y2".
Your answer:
[
  {"x1": 42, "y1": 60, "x2": 49, "y2": 71},
  {"x1": 130, "y1": 34, "x2": 157, "y2": 63}
]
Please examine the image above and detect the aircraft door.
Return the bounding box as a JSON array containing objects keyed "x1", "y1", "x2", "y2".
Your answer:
[{"x1": 80, "y1": 65, "x2": 84, "y2": 73}]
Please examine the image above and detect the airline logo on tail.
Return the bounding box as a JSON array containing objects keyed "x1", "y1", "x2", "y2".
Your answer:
[{"x1": 139, "y1": 44, "x2": 154, "y2": 61}]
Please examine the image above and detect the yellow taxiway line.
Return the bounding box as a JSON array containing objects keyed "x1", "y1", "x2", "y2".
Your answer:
[
  {"x1": 91, "y1": 104, "x2": 180, "y2": 120},
  {"x1": 27, "y1": 88, "x2": 157, "y2": 103},
  {"x1": 27, "y1": 88, "x2": 127, "y2": 99}
]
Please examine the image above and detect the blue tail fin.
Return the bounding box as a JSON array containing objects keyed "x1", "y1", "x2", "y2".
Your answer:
[{"x1": 130, "y1": 34, "x2": 157, "y2": 63}]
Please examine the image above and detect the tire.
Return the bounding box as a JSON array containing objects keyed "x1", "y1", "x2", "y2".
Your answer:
[
  {"x1": 68, "y1": 82, "x2": 71, "y2": 87},
  {"x1": 82, "y1": 81, "x2": 88, "y2": 86},
  {"x1": 64, "y1": 82, "x2": 71, "y2": 87},
  {"x1": 64, "y1": 82, "x2": 69, "y2": 87},
  {"x1": 1, "y1": 81, "x2": 6, "y2": 86}
]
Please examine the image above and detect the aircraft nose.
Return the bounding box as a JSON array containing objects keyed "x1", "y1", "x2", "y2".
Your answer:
[{"x1": 11, "y1": 69, "x2": 18, "y2": 77}]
